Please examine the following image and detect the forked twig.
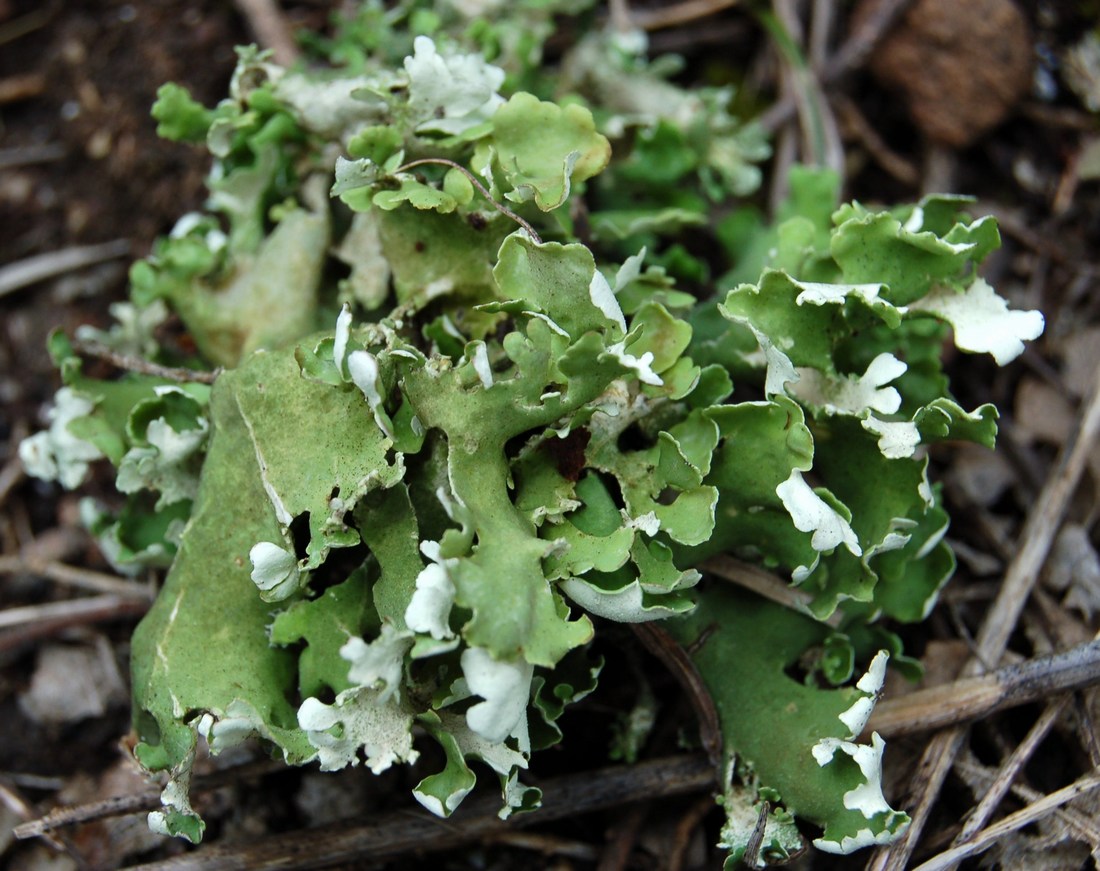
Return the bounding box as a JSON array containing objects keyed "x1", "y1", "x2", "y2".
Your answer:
[
  {"x1": 911, "y1": 768, "x2": 1100, "y2": 871},
  {"x1": 68, "y1": 338, "x2": 220, "y2": 384},
  {"x1": 955, "y1": 758, "x2": 1100, "y2": 847},
  {"x1": 953, "y1": 696, "x2": 1070, "y2": 844}
]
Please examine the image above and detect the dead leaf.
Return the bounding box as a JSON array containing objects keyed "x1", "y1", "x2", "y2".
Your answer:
[
  {"x1": 949, "y1": 443, "x2": 1017, "y2": 507},
  {"x1": 1044, "y1": 524, "x2": 1100, "y2": 619},
  {"x1": 18, "y1": 642, "x2": 126, "y2": 726},
  {"x1": 1058, "y1": 326, "x2": 1100, "y2": 400},
  {"x1": 1014, "y1": 378, "x2": 1077, "y2": 446}
]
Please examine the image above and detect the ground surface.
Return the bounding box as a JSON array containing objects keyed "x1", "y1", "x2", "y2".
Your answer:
[{"x1": 3, "y1": 1, "x2": 1100, "y2": 869}]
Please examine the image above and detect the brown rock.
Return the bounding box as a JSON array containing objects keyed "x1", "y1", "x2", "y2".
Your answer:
[{"x1": 853, "y1": 0, "x2": 1033, "y2": 147}]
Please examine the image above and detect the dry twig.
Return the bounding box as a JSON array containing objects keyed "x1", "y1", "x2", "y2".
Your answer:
[
  {"x1": 702, "y1": 554, "x2": 842, "y2": 627},
  {"x1": 630, "y1": 623, "x2": 722, "y2": 768},
  {"x1": 68, "y1": 337, "x2": 221, "y2": 384},
  {"x1": 867, "y1": 640, "x2": 1100, "y2": 738},
  {"x1": 124, "y1": 755, "x2": 714, "y2": 870},
  {"x1": 760, "y1": 0, "x2": 916, "y2": 133},
  {"x1": 912, "y1": 768, "x2": 1100, "y2": 871},
  {"x1": 0, "y1": 142, "x2": 66, "y2": 170},
  {"x1": 0, "y1": 240, "x2": 132, "y2": 299},
  {"x1": 0, "y1": 594, "x2": 151, "y2": 632},
  {"x1": 833, "y1": 92, "x2": 920, "y2": 186},
  {"x1": 0, "y1": 72, "x2": 46, "y2": 103},
  {"x1": 954, "y1": 696, "x2": 1071, "y2": 844},
  {"x1": 487, "y1": 831, "x2": 600, "y2": 861},
  {"x1": 668, "y1": 795, "x2": 717, "y2": 871},
  {"x1": 232, "y1": 0, "x2": 300, "y2": 67},
  {"x1": 955, "y1": 758, "x2": 1100, "y2": 849},
  {"x1": 596, "y1": 802, "x2": 649, "y2": 871},
  {"x1": 0, "y1": 777, "x2": 70, "y2": 856},
  {"x1": 0, "y1": 595, "x2": 150, "y2": 654},
  {"x1": 13, "y1": 760, "x2": 285, "y2": 839},
  {"x1": 0, "y1": 555, "x2": 154, "y2": 599},
  {"x1": 628, "y1": 0, "x2": 740, "y2": 31},
  {"x1": 0, "y1": 4, "x2": 57, "y2": 47}
]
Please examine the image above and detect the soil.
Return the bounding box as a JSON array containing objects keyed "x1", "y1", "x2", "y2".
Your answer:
[{"x1": 3, "y1": 2, "x2": 1100, "y2": 870}]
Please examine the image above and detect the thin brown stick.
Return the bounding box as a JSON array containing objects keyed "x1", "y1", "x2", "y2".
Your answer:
[
  {"x1": 866, "y1": 640, "x2": 1100, "y2": 739},
  {"x1": 631, "y1": 623, "x2": 722, "y2": 768},
  {"x1": 0, "y1": 556, "x2": 154, "y2": 599},
  {"x1": 954, "y1": 697, "x2": 1070, "y2": 846},
  {"x1": 0, "y1": 777, "x2": 87, "y2": 864},
  {"x1": 16, "y1": 789, "x2": 160, "y2": 839},
  {"x1": 232, "y1": 0, "x2": 300, "y2": 67},
  {"x1": 0, "y1": 72, "x2": 46, "y2": 103},
  {"x1": 833, "y1": 92, "x2": 919, "y2": 186},
  {"x1": 0, "y1": 594, "x2": 150, "y2": 632},
  {"x1": 759, "y1": 0, "x2": 916, "y2": 133},
  {"x1": 975, "y1": 374, "x2": 1100, "y2": 666},
  {"x1": 667, "y1": 795, "x2": 716, "y2": 871},
  {"x1": 14, "y1": 759, "x2": 285, "y2": 839},
  {"x1": 0, "y1": 593, "x2": 149, "y2": 651},
  {"x1": 629, "y1": 0, "x2": 740, "y2": 31},
  {"x1": 0, "y1": 4, "x2": 57, "y2": 47},
  {"x1": 823, "y1": 0, "x2": 914, "y2": 82},
  {"x1": 743, "y1": 799, "x2": 772, "y2": 868},
  {"x1": 68, "y1": 337, "x2": 220, "y2": 384},
  {"x1": 911, "y1": 768, "x2": 1100, "y2": 871},
  {"x1": 702, "y1": 554, "x2": 842, "y2": 627},
  {"x1": 395, "y1": 158, "x2": 543, "y2": 243},
  {"x1": 125, "y1": 755, "x2": 714, "y2": 870},
  {"x1": 487, "y1": 830, "x2": 600, "y2": 861},
  {"x1": 596, "y1": 802, "x2": 648, "y2": 871},
  {"x1": 0, "y1": 240, "x2": 131, "y2": 299},
  {"x1": 0, "y1": 142, "x2": 67, "y2": 170},
  {"x1": 868, "y1": 364, "x2": 1100, "y2": 870},
  {"x1": 0, "y1": 450, "x2": 27, "y2": 510},
  {"x1": 955, "y1": 758, "x2": 1100, "y2": 847}
]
